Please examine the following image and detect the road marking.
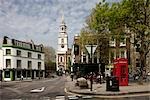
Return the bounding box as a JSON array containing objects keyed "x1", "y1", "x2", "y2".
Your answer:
[
  {"x1": 68, "y1": 96, "x2": 79, "y2": 100},
  {"x1": 43, "y1": 97, "x2": 51, "y2": 100},
  {"x1": 82, "y1": 96, "x2": 93, "y2": 99},
  {"x1": 55, "y1": 96, "x2": 65, "y2": 100},
  {"x1": 30, "y1": 87, "x2": 45, "y2": 93}
]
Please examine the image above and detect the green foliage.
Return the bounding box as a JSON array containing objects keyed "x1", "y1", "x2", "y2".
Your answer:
[
  {"x1": 45, "y1": 60, "x2": 56, "y2": 72},
  {"x1": 44, "y1": 46, "x2": 55, "y2": 62},
  {"x1": 83, "y1": 0, "x2": 150, "y2": 81},
  {"x1": 43, "y1": 46, "x2": 56, "y2": 72}
]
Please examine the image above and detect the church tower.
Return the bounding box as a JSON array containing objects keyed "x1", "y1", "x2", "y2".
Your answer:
[{"x1": 56, "y1": 15, "x2": 68, "y2": 71}]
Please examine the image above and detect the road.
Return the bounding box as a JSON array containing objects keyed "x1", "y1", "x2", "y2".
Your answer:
[
  {"x1": 0, "y1": 75, "x2": 149, "y2": 100},
  {"x1": 0, "y1": 76, "x2": 66, "y2": 100}
]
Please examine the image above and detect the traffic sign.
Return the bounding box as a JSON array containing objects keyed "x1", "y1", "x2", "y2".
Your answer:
[{"x1": 85, "y1": 45, "x2": 97, "y2": 55}]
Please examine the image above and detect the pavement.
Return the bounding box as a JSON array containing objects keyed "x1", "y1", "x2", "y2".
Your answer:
[{"x1": 65, "y1": 76, "x2": 150, "y2": 98}]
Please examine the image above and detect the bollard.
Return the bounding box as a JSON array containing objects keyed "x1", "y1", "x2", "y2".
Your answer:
[
  {"x1": 100, "y1": 74, "x2": 102, "y2": 84},
  {"x1": 90, "y1": 72, "x2": 93, "y2": 91}
]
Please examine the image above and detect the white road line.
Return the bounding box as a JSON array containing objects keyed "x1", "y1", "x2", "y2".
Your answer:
[{"x1": 30, "y1": 87, "x2": 45, "y2": 93}]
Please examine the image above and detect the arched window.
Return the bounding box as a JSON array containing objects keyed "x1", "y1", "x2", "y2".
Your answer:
[
  {"x1": 60, "y1": 56, "x2": 64, "y2": 62},
  {"x1": 60, "y1": 57, "x2": 62, "y2": 62}
]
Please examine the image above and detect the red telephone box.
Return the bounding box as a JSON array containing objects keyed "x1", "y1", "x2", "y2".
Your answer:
[{"x1": 113, "y1": 58, "x2": 128, "y2": 86}]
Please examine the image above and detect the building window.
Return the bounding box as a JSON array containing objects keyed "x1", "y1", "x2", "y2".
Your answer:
[
  {"x1": 60, "y1": 57, "x2": 62, "y2": 62},
  {"x1": 4, "y1": 71, "x2": 10, "y2": 78},
  {"x1": 38, "y1": 62, "x2": 41, "y2": 70},
  {"x1": 27, "y1": 70, "x2": 31, "y2": 77},
  {"x1": 111, "y1": 37, "x2": 115, "y2": 41},
  {"x1": 38, "y1": 54, "x2": 41, "y2": 59},
  {"x1": 60, "y1": 56, "x2": 64, "y2": 62},
  {"x1": 17, "y1": 50, "x2": 21, "y2": 56},
  {"x1": 28, "y1": 52, "x2": 32, "y2": 58},
  {"x1": 120, "y1": 37, "x2": 126, "y2": 44},
  {"x1": 28, "y1": 61, "x2": 32, "y2": 69},
  {"x1": 6, "y1": 59, "x2": 11, "y2": 68},
  {"x1": 6, "y1": 49, "x2": 11, "y2": 55},
  {"x1": 121, "y1": 51, "x2": 125, "y2": 58},
  {"x1": 17, "y1": 60, "x2": 21, "y2": 68},
  {"x1": 83, "y1": 55, "x2": 86, "y2": 63}
]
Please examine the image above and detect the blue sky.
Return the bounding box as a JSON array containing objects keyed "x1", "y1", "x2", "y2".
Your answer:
[{"x1": 0, "y1": 0, "x2": 120, "y2": 49}]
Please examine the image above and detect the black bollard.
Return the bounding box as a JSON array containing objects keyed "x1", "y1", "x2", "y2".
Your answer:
[
  {"x1": 100, "y1": 74, "x2": 102, "y2": 84},
  {"x1": 90, "y1": 72, "x2": 93, "y2": 91}
]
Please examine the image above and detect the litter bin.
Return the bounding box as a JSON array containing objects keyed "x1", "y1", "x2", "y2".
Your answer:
[
  {"x1": 111, "y1": 76, "x2": 119, "y2": 91},
  {"x1": 106, "y1": 76, "x2": 119, "y2": 91}
]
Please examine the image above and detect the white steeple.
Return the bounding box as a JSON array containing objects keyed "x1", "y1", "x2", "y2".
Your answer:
[
  {"x1": 59, "y1": 13, "x2": 67, "y2": 34},
  {"x1": 61, "y1": 13, "x2": 65, "y2": 24},
  {"x1": 57, "y1": 14, "x2": 68, "y2": 53},
  {"x1": 56, "y1": 14, "x2": 68, "y2": 71}
]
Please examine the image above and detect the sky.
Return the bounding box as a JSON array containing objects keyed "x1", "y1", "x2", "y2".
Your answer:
[{"x1": 0, "y1": 0, "x2": 120, "y2": 49}]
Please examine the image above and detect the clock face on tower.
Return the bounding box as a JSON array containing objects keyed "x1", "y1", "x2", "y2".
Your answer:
[{"x1": 61, "y1": 44, "x2": 64, "y2": 48}]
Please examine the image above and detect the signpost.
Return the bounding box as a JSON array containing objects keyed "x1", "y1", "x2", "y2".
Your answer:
[
  {"x1": 85, "y1": 45, "x2": 97, "y2": 91},
  {"x1": 85, "y1": 45, "x2": 97, "y2": 63}
]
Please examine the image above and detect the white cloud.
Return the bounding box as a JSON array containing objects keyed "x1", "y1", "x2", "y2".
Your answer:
[{"x1": 0, "y1": 0, "x2": 119, "y2": 49}]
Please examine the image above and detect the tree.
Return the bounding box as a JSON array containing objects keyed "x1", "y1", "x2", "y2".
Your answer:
[
  {"x1": 83, "y1": 0, "x2": 150, "y2": 82},
  {"x1": 43, "y1": 46, "x2": 56, "y2": 76},
  {"x1": 44, "y1": 46, "x2": 55, "y2": 62},
  {"x1": 80, "y1": 1, "x2": 110, "y2": 65},
  {"x1": 108, "y1": 0, "x2": 150, "y2": 81}
]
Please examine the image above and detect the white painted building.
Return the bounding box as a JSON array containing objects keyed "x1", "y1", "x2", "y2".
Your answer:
[
  {"x1": 0, "y1": 49, "x2": 3, "y2": 81},
  {"x1": 0, "y1": 36, "x2": 45, "y2": 81},
  {"x1": 56, "y1": 15, "x2": 68, "y2": 71}
]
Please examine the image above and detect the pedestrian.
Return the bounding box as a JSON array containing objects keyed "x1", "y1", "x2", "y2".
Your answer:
[
  {"x1": 71, "y1": 72, "x2": 74, "y2": 81},
  {"x1": 98, "y1": 73, "x2": 102, "y2": 84}
]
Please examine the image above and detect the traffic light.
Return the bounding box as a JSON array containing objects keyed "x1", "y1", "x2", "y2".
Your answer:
[{"x1": 74, "y1": 44, "x2": 79, "y2": 55}]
